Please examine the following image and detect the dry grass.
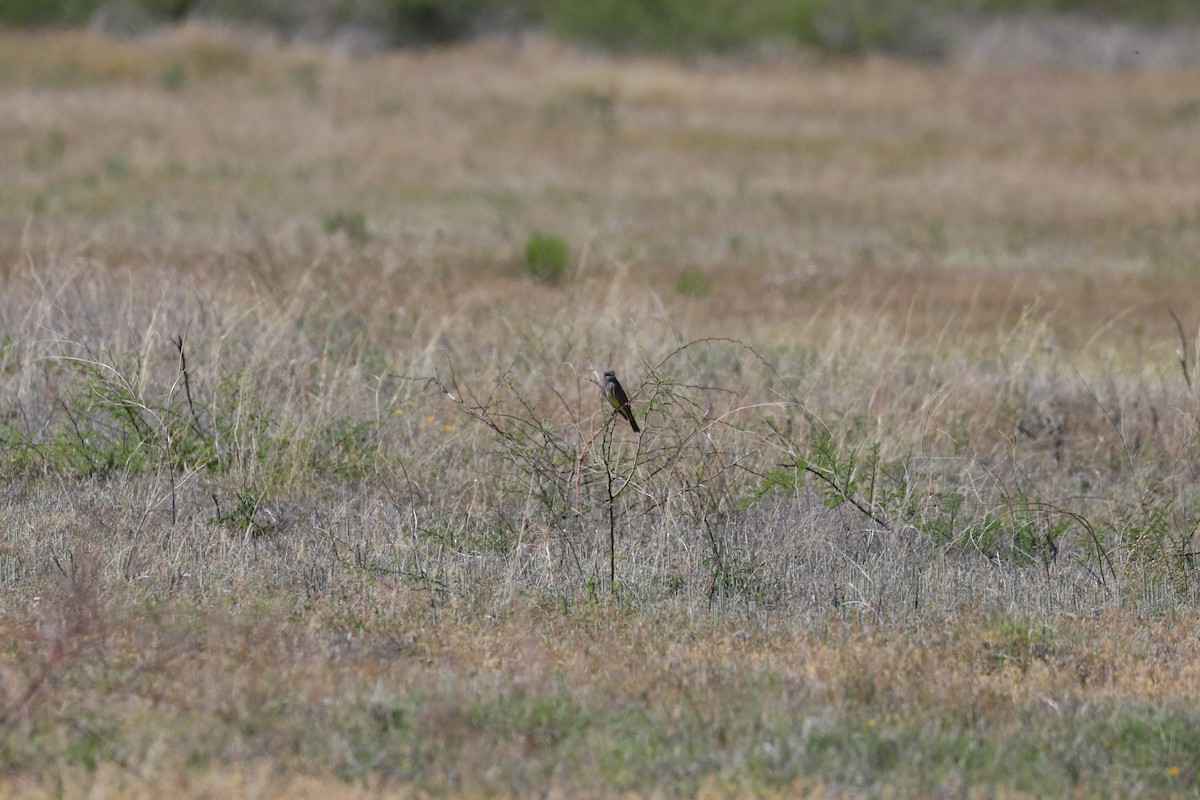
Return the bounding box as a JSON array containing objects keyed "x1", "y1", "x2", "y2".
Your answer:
[{"x1": 3, "y1": 23, "x2": 1200, "y2": 797}]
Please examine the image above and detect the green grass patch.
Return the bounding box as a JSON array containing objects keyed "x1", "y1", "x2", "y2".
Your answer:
[{"x1": 524, "y1": 231, "x2": 570, "y2": 284}]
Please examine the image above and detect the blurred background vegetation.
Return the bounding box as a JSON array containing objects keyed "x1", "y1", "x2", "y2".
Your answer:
[{"x1": 3, "y1": 0, "x2": 1199, "y2": 56}]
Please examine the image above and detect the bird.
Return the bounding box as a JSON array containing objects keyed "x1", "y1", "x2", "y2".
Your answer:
[{"x1": 603, "y1": 369, "x2": 640, "y2": 433}]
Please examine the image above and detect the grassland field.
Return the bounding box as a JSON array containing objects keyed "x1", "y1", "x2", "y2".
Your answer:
[{"x1": 3, "y1": 21, "x2": 1200, "y2": 798}]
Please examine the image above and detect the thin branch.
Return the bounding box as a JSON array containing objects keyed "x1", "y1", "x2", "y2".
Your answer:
[
  {"x1": 173, "y1": 332, "x2": 208, "y2": 440},
  {"x1": 1169, "y1": 308, "x2": 1192, "y2": 391},
  {"x1": 783, "y1": 460, "x2": 894, "y2": 533}
]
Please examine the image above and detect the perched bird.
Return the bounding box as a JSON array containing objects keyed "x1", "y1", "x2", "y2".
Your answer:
[{"x1": 603, "y1": 369, "x2": 640, "y2": 433}]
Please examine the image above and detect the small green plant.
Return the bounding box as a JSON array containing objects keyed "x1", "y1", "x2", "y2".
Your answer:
[
  {"x1": 103, "y1": 148, "x2": 131, "y2": 179},
  {"x1": 24, "y1": 129, "x2": 66, "y2": 169},
  {"x1": 211, "y1": 485, "x2": 272, "y2": 537},
  {"x1": 322, "y1": 210, "x2": 368, "y2": 242},
  {"x1": 312, "y1": 418, "x2": 381, "y2": 479},
  {"x1": 291, "y1": 62, "x2": 320, "y2": 103},
  {"x1": 158, "y1": 59, "x2": 186, "y2": 92},
  {"x1": 982, "y1": 612, "x2": 1057, "y2": 673},
  {"x1": 675, "y1": 265, "x2": 710, "y2": 297},
  {"x1": 906, "y1": 488, "x2": 966, "y2": 545},
  {"x1": 524, "y1": 231, "x2": 570, "y2": 284}
]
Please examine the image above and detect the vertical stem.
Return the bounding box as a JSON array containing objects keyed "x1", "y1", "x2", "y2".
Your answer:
[
  {"x1": 174, "y1": 334, "x2": 207, "y2": 440},
  {"x1": 608, "y1": 470, "x2": 616, "y2": 595},
  {"x1": 605, "y1": 425, "x2": 617, "y2": 596}
]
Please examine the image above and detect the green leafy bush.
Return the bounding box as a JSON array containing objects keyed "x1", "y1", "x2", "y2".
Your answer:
[
  {"x1": 524, "y1": 231, "x2": 570, "y2": 284},
  {"x1": 675, "y1": 266, "x2": 710, "y2": 297}
]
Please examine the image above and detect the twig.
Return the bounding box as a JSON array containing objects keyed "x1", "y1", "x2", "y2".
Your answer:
[
  {"x1": 173, "y1": 333, "x2": 207, "y2": 440},
  {"x1": 1169, "y1": 308, "x2": 1192, "y2": 391},
  {"x1": 784, "y1": 460, "x2": 894, "y2": 533},
  {"x1": 1020, "y1": 501, "x2": 1115, "y2": 592}
]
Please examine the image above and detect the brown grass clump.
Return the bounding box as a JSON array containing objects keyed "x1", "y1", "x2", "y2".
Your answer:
[{"x1": 3, "y1": 23, "x2": 1200, "y2": 798}]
